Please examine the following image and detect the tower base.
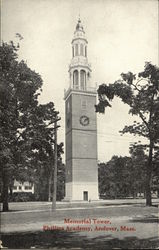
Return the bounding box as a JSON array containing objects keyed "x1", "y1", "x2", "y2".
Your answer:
[{"x1": 64, "y1": 182, "x2": 99, "y2": 201}]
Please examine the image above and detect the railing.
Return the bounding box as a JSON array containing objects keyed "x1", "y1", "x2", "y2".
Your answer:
[{"x1": 64, "y1": 85, "x2": 97, "y2": 99}]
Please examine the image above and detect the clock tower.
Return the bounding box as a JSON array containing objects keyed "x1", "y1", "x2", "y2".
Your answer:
[{"x1": 64, "y1": 19, "x2": 99, "y2": 201}]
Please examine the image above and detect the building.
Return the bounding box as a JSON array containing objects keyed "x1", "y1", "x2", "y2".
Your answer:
[
  {"x1": 64, "y1": 19, "x2": 99, "y2": 201},
  {"x1": 12, "y1": 180, "x2": 34, "y2": 194}
]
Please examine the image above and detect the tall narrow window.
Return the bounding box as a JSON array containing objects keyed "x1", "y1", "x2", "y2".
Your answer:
[
  {"x1": 73, "y1": 70, "x2": 78, "y2": 89},
  {"x1": 75, "y1": 44, "x2": 78, "y2": 56},
  {"x1": 67, "y1": 101, "x2": 70, "y2": 113},
  {"x1": 81, "y1": 99, "x2": 87, "y2": 110},
  {"x1": 80, "y1": 44, "x2": 84, "y2": 56},
  {"x1": 72, "y1": 47, "x2": 74, "y2": 57},
  {"x1": 85, "y1": 46, "x2": 87, "y2": 57},
  {"x1": 80, "y1": 70, "x2": 86, "y2": 90}
]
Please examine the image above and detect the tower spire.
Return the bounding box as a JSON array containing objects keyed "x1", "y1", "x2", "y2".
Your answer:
[{"x1": 68, "y1": 18, "x2": 91, "y2": 91}]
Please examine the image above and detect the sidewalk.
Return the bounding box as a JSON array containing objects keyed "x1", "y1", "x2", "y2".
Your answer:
[{"x1": 1, "y1": 198, "x2": 159, "y2": 213}]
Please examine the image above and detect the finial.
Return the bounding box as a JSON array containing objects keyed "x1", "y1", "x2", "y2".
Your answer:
[{"x1": 76, "y1": 15, "x2": 83, "y2": 31}]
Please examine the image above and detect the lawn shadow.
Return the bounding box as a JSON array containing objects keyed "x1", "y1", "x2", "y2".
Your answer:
[
  {"x1": 1, "y1": 230, "x2": 159, "y2": 249},
  {"x1": 0, "y1": 210, "x2": 25, "y2": 213},
  {"x1": 131, "y1": 214, "x2": 159, "y2": 224},
  {"x1": 151, "y1": 204, "x2": 159, "y2": 208}
]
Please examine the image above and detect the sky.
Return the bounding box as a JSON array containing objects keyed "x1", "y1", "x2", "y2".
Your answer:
[{"x1": 1, "y1": 0, "x2": 158, "y2": 162}]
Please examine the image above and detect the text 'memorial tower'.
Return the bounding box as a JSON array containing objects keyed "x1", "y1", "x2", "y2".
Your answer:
[{"x1": 64, "y1": 19, "x2": 99, "y2": 201}]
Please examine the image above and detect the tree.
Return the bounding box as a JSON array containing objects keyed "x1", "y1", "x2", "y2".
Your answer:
[
  {"x1": 34, "y1": 142, "x2": 64, "y2": 201},
  {"x1": 22, "y1": 102, "x2": 62, "y2": 202},
  {"x1": 98, "y1": 153, "x2": 149, "y2": 199},
  {"x1": 99, "y1": 156, "x2": 134, "y2": 199},
  {"x1": 129, "y1": 145, "x2": 147, "y2": 197},
  {"x1": 0, "y1": 41, "x2": 42, "y2": 211},
  {"x1": 96, "y1": 62, "x2": 159, "y2": 206},
  {"x1": 57, "y1": 162, "x2": 65, "y2": 201},
  {"x1": 0, "y1": 41, "x2": 62, "y2": 211}
]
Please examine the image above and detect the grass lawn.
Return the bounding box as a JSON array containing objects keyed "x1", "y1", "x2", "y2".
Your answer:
[{"x1": 1, "y1": 201, "x2": 159, "y2": 249}]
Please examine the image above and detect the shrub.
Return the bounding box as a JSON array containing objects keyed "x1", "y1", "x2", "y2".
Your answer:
[{"x1": 8, "y1": 192, "x2": 35, "y2": 202}]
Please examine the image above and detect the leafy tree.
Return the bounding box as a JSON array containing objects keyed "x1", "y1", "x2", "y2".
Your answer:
[
  {"x1": 0, "y1": 41, "x2": 62, "y2": 211},
  {"x1": 98, "y1": 151, "x2": 148, "y2": 199},
  {"x1": 99, "y1": 156, "x2": 134, "y2": 199},
  {"x1": 34, "y1": 143, "x2": 64, "y2": 201},
  {"x1": 96, "y1": 62, "x2": 159, "y2": 206},
  {"x1": 57, "y1": 162, "x2": 65, "y2": 201},
  {"x1": 129, "y1": 145, "x2": 147, "y2": 197},
  {"x1": 0, "y1": 41, "x2": 42, "y2": 211},
  {"x1": 151, "y1": 146, "x2": 159, "y2": 195}
]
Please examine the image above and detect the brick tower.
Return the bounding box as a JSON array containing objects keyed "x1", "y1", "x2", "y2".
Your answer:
[{"x1": 64, "y1": 19, "x2": 99, "y2": 201}]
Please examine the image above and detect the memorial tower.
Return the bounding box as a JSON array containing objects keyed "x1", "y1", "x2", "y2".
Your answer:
[{"x1": 64, "y1": 19, "x2": 99, "y2": 201}]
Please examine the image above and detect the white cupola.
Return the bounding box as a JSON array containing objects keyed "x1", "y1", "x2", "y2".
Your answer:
[{"x1": 69, "y1": 18, "x2": 91, "y2": 91}]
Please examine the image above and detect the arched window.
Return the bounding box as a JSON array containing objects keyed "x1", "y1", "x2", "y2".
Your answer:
[
  {"x1": 75, "y1": 44, "x2": 78, "y2": 56},
  {"x1": 73, "y1": 70, "x2": 79, "y2": 89},
  {"x1": 80, "y1": 44, "x2": 84, "y2": 56},
  {"x1": 80, "y1": 70, "x2": 86, "y2": 90}
]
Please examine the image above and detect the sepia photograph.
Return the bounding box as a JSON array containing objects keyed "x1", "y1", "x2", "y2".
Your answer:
[{"x1": 0, "y1": 0, "x2": 159, "y2": 249}]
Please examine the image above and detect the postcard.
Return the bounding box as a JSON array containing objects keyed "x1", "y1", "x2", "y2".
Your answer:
[{"x1": 1, "y1": 0, "x2": 159, "y2": 249}]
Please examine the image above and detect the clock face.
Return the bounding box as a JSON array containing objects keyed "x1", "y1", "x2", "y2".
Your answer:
[{"x1": 80, "y1": 115, "x2": 89, "y2": 126}]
